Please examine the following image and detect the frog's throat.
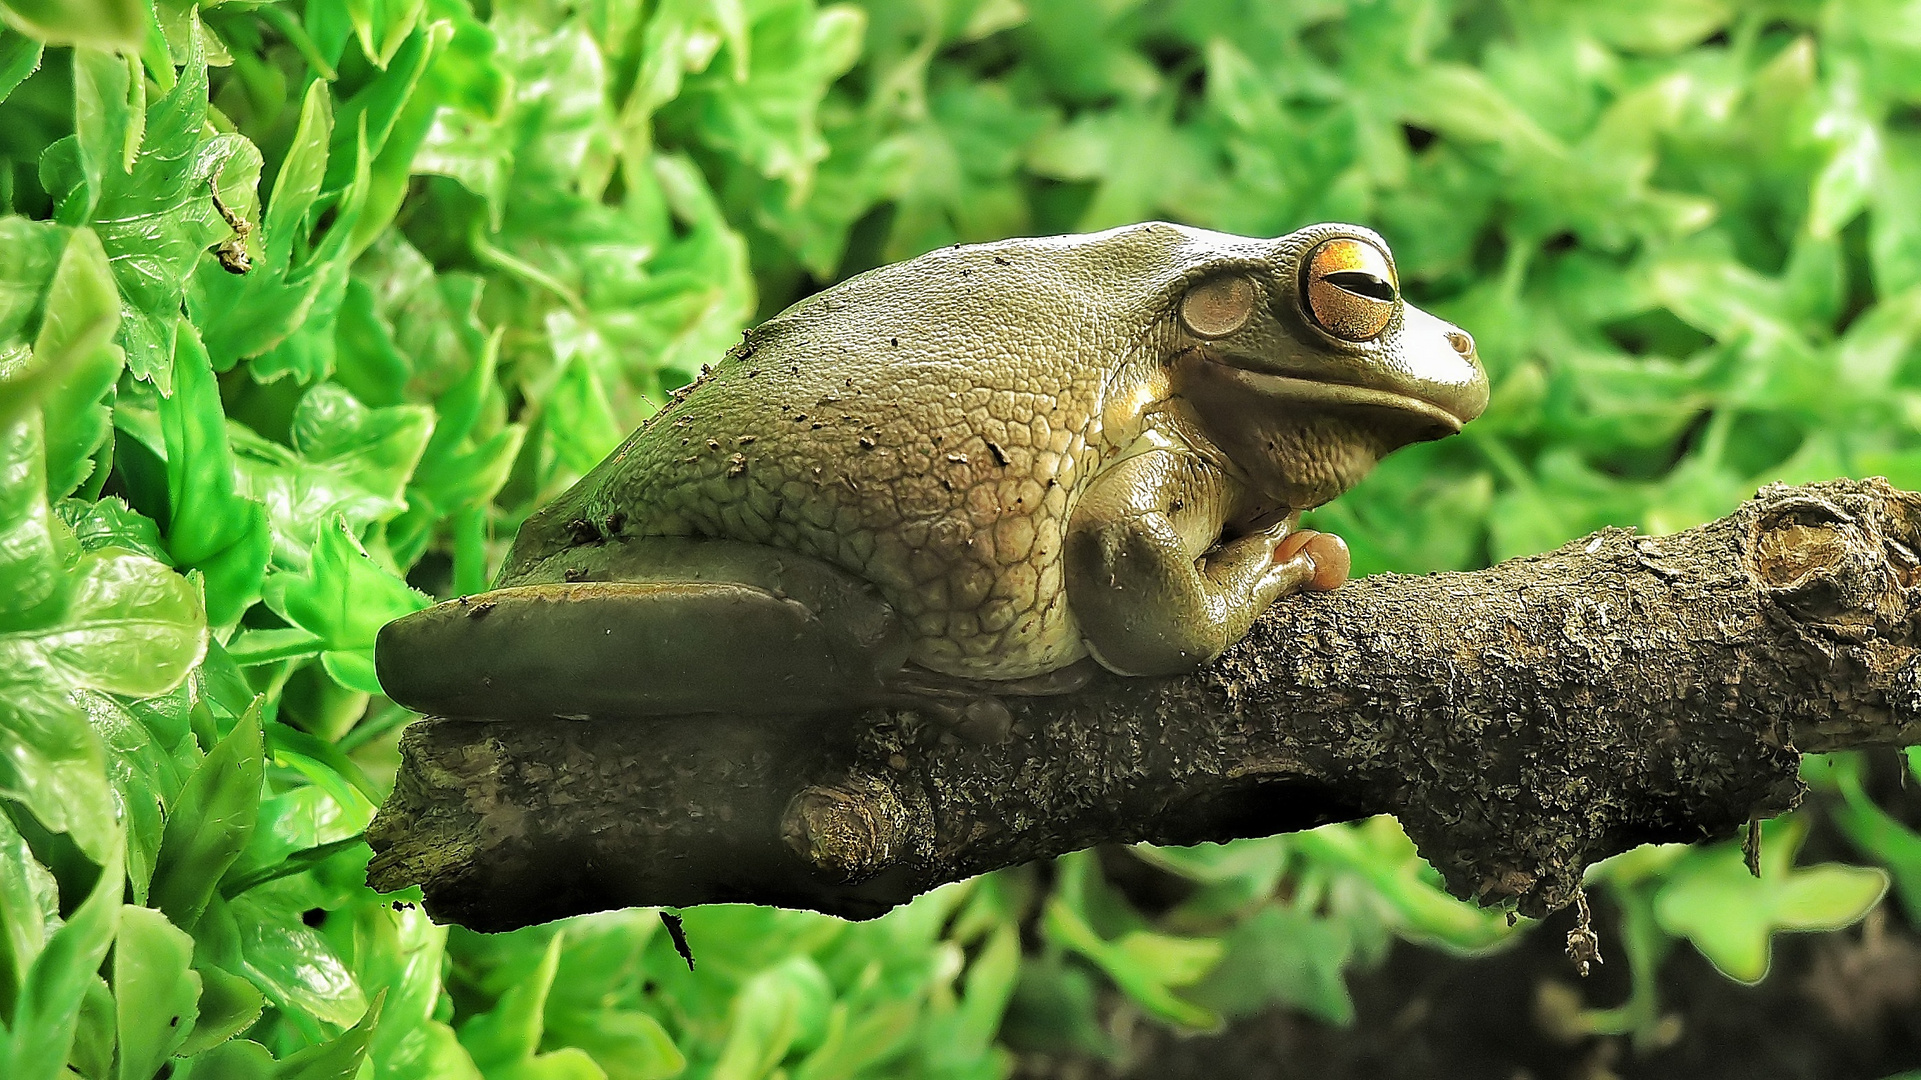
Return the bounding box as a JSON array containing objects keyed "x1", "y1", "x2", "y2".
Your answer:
[{"x1": 1200, "y1": 362, "x2": 1466, "y2": 434}]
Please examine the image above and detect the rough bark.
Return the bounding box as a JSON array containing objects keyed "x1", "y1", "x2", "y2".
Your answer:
[{"x1": 366, "y1": 478, "x2": 1921, "y2": 932}]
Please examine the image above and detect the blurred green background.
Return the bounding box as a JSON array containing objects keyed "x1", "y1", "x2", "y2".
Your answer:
[{"x1": 3, "y1": 0, "x2": 1921, "y2": 1076}]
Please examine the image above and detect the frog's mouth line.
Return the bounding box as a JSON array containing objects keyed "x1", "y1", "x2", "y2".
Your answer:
[{"x1": 1201, "y1": 362, "x2": 1468, "y2": 434}]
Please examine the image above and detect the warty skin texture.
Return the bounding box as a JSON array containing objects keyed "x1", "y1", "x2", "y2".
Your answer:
[{"x1": 379, "y1": 221, "x2": 1488, "y2": 719}]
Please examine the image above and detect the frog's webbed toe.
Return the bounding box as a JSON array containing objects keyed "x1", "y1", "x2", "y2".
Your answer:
[{"x1": 376, "y1": 538, "x2": 912, "y2": 721}]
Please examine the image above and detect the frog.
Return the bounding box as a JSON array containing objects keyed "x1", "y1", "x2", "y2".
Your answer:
[{"x1": 375, "y1": 221, "x2": 1488, "y2": 726}]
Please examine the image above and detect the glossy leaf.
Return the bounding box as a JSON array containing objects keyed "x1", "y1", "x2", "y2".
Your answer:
[
  {"x1": 5, "y1": 836, "x2": 122, "y2": 1080},
  {"x1": 159, "y1": 322, "x2": 271, "y2": 626},
  {"x1": 264, "y1": 517, "x2": 429, "y2": 694},
  {"x1": 178, "y1": 962, "x2": 266, "y2": 1058},
  {"x1": 271, "y1": 986, "x2": 383, "y2": 1080},
  {"x1": 149, "y1": 701, "x2": 263, "y2": 929},
  {"x1": 0, "y1": 805, "x2": 57, "y2": 1020},
  {"x1": 22, "y1": 227, "x2": 122, "y2": 498},
  {"x1": 114, "y1": 904, "x2": 202, "y2": 1080}
]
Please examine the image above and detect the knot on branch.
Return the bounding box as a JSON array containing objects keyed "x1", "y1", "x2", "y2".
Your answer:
[
  {"x1": 782, "y1": 777, "x2": 917, "y2": 883},
  {"x1": 1751, "y1": 484, "x2": 1916, "y2": 634}
]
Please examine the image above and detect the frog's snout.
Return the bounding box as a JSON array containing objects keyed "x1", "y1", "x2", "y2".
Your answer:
[{"x1": 1397, "y1": 304, "x2": 1489, "y2": 429}]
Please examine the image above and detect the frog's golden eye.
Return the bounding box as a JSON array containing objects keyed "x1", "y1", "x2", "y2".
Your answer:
[
  {"x1": 1303, "y1": 237, "x2": 1398, "y2": 342},
  {"x1": 1179, "y1": 273, "x2": 1256, "y2": 338}
]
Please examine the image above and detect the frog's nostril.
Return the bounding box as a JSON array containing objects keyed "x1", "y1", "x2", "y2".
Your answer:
[{"x1": 1447, "y1": 329, "x2": 1475, "y2": 358}]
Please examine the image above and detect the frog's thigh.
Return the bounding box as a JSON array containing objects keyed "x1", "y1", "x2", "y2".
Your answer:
[
  {"x1": 1065, "y1": 450, "x2": 1313, "y2": 677},
  {"x1": 377, "y1": 541, "x2": 911, "y2": 721}
]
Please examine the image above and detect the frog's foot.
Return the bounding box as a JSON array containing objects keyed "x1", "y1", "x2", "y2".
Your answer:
[
  {"x1": 882, "y1": 658, "x2": 1101, "y2": 742},
  {"x1": 1274, "y1": 529, "x2": 1351, "y2": 592}
]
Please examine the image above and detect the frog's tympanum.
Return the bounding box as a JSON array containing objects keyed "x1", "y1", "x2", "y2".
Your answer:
[{"x1": 377, "y1": 222, "x2": 1487, "y2": 725}]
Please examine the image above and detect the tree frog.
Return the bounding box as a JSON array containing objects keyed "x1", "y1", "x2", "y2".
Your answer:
[{"x1": 377, "y1": 222, "x2": 1487, "y2": 723}]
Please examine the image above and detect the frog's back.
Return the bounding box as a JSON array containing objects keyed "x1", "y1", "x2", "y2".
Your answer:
[{"x1": 507, "y1": 224, "x2": 1222, "y2": 679}]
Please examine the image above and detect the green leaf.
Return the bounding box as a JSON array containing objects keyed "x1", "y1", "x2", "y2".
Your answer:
[
  {"x1": 57, "y1": 496, "x2": 167, "y2": 563},
  {"x1": 290, "y1": 384, "x2": 434, "y2": 519},
  {"x1": 229, "y1": 892, "x2": 369, "y2": 1030},
  {"x1": 1808, "y1": 101, "x2": 1879, "y2": 240},
  {"x1": 1291, "y1": 820, "x2": 1515, "y2": 952},
  {"x1": 265, "y1": 517, "x2": 428, "y2": 693},
  {"x1": 160, "y1": 321, "x2": 271, "y2": 626},
  {"x1": 273, "y1": 987, "x2": 383, "y2": 1080},
  {"x1": 0, "y1": 412, "x2": 203, "y2": 865},
  {"x1": 327, "y1": 21, "x2": 439, "y2": 194},
  {"x1": 949, "y1": 923, "x2": 1021, "y2": 1060},
  {"x1": 187, "y1": 80, "x2": 374, "y2": 380},
  {"x1": 0, "y1": 30, "x2": 42, "y2": 105},
  {"x1": 0, "y1": 544, "x2": 201, "y2": 696},
  {"x1": 230, "y1": 384, "x2": 433, "y2": 567},
  {"x1": 177, "y1": 962, "x2": 265, "y2": 1058},
  {"x1": 184, "y1": 1038, "x2": 276, "y2": 1080},
  {"x1": 149, "y1": 701, "x2": 263, "y2": 929},
  {"x1": 0, "y1": 805, "x2": 58, "y2": 1020},
  {"x1": 73, "y1": 47, "x2": 139, "y2": 192},
  {"x1": 0, "y1": 0, "x2": 147, "y2": 51},
  {"x1": 0, "y1": 410, "x2": 69, "y2": 628},
  {"x1": 709, "y1": 956, "x2": 835, "y2": 1080},
  {"x1": 543, "y1": 352, "x2": 625, "y2": 480},
  {"x1": 0, "y1": 226, "x2": 120, "y2": 442},
  {"x1": 489, "y1": 1047, "x2": 607, "y2": 1080},
  {"x1": 32, "y1": 226, "x2": 122, "y2": 499},
  {"x1": 458, "y1": 930, "x2": 562, "y2": 1067},
  {"x1": 1583, "y1": 0, "x2": 1729, "y2": 54},
  {"x1": 43, "y1": 26, "x2": 257, "y2": 387},
  {"x1": 541, "y1": 1008, "x2": 683, "y2": 1080},
  {"x1": 357, "y1": 905, "x2": 462, "y2": 1080},
  {"x1": 5, "y1": 835, "x2": 122, "y2": 1080},
  {"x1": 0, "y1": 684, "x2": 114, "y2": 868},
  {"x1": 1042, "y1": 857, "x2": 1222, "y2": 1029},
  {"x1": 115, "y1": 904, "x2": 202, "y2": 1080},
  {"x1": 1654, "y1": 817, "x2": 1889, "y2": 983},
  {"x1": 1873, "y1": 134, "x2": 1921, "y2": 296},
  {"x1": 997, "y1": 956, "x2": 1114, "y2": 1059},
  {"x1": 70, "y1": 973, "x2": 116, "y2": 1079},
  {"x1": 77, "y1": 689, "x2": 182, "y2": 902},
  {"x1": 1186, "y1": 905, "x2": 1354, "y2": 1024}
]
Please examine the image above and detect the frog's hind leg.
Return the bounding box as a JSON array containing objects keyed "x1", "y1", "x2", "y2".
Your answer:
[{"x1": 375, "y1": 538, "x2": 912, "y2": 721}]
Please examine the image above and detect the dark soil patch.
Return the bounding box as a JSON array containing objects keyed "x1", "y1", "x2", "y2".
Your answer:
[{"x1": 1103, "y1": 899, "x2": 1921, "y2": 1080}]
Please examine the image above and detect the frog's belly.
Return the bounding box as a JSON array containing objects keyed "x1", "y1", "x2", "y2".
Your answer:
[{"x1": 632, "y1": 440, "x2": 1095, "y2": 681}]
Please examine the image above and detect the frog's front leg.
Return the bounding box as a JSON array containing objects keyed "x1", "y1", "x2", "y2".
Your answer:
[{"x1": 1064, "y1": 448, "x2": 1349, "y2": 676}]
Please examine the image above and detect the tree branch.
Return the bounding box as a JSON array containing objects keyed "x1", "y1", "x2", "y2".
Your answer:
[{"x1": 366, "y1": 478, "x2": 1921, "y2": 932}]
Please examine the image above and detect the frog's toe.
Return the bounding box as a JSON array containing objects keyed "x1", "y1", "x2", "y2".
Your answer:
[
  {"x1": 1304, "y1": 532, "x2": 1350, "y2": 591},
  {"x1": 1274, "y1": 529, "x2": 1350, "y2": 592}
]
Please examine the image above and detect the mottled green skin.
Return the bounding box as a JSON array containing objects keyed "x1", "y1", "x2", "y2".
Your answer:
[
  {"x1": 497, "y1": 220, "x2": 1486, "y2": 684},
  {"x1": 503, "y1": 226, "x2": 1185, "y2": 679}
]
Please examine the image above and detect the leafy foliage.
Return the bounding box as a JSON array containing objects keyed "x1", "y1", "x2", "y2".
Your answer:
[{"x1": 0, "y1": 0, "x2": 1917, "y2": 1075}]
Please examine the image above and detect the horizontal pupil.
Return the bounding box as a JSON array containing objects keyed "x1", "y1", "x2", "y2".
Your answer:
[{"x1": 1323, "y1": 270, "x2": 1396, "y2": 302}]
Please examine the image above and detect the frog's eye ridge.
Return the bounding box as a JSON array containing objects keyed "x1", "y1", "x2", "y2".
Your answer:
[{"x1": 1303, "y1": 237, "x2": 1398, "y2": 342}]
